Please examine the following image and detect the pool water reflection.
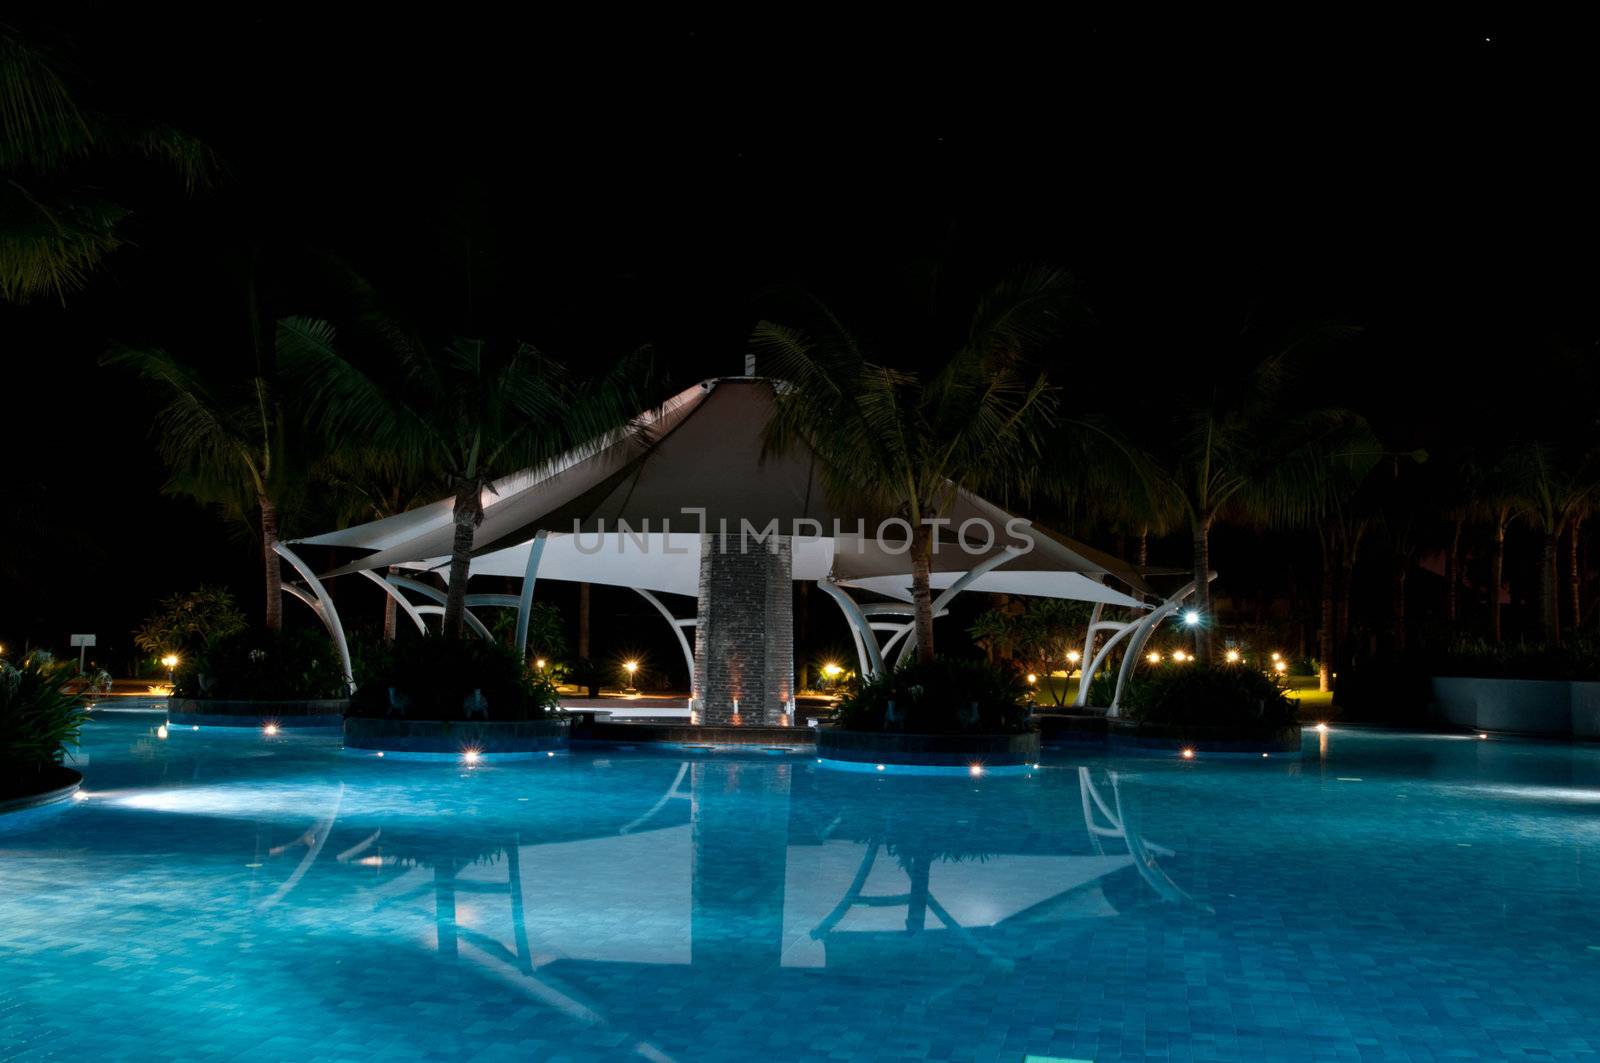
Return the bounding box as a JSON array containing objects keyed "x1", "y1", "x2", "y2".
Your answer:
[{"x1": 3, "y1": 718, "x2": 1600, "y2": 1060}]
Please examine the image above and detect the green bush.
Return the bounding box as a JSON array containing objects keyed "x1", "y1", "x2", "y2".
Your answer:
[
  {"x1": 349, "y1": 636, "x2": 557, "y2": 720},
  {"x1": 834, "y1": 657, "x2": 1031, "y2": 734},
  {"x1": 175, "y1": 628, "x2": 349, "y2": 700},
  {"x1": 1, "y1": 653, "x2": 87, "y2": 789},
  {"x1": 1120, "y1": 663, "x2": 1296, "y2": 728},
  {"x1": 1429, "y1": 636, "x2": 1600, "y2": 681}
]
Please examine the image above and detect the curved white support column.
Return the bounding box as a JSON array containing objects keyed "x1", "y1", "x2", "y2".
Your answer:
[
  {"x1": 891, "y1": 546, "x2": 1024, "y2": 667},
  {"x1": 274, "y1": 542, "x2": 355, "y2": 692},
  {"x1": 514, "y1": 532, "x2": 549, "y2": 657},
  {"x1": 387, "y1": 576, "x2": 497, "y2": 643},
  {"x1": 1075, "y1": 618, "x2": 1141, "y2": 708},
  {"x1": 359, "y1": 570, "x2": 429, "y2": 635},
  {"x1": 633, "y1": 587, "x2": 697, "y2": 690},
  {"x1": 411, "y1": 604, "x2": 495, "y2": 643},
  {"x1": 817, "y1": 578, "x2": 885, "y2": 678},
  {"x1": 1106, "y1": 575, "x2": 1213, "y2": 716}
]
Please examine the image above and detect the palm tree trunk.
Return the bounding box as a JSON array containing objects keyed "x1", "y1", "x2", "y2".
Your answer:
[
  {"x1": 1568, "y1": 517, "x2": 1583, "y2": 634},
  {"x1": 260, "y1": 496, "x2": 282, "y2": 633},
  {"x1": 1392, "y1": 557, "x2": 1407, "y2": 653},
  {"x1": 382, "y1": 565, "x2": 399, "y2": 643},
  {"x1": 911, "y1": 521, "x2": 936, "y2": 664},
  {"x1": 1191, "y1": 516, "x2": 1214, "y2": 664},
  {"x1": 577, "y1": 582, "x2": 591, "y2": 659},
  {"x1": 1541, "y1": 529, "x2": 1559, "y2": 644},
  {"x1": 1135, "y1": 526, "x2": 1149, "y2": 568},
  {"x1": 1491, "y1": 519, "x2": 1506, "y2": 643},
  {"x1": 442, "y1": 481, "x2": 481, "y2": 640},
  {"x1": 1445, "y1": 518, "x2": 1463, "y2": 625},
  {"x1": 1318, "y1": 537, "x2": 1335, "y2": 693}
]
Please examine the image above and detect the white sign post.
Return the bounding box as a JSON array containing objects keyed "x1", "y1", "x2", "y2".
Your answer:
[{"x1": 70, "y1": 633, "x2": 96, "y2": 674}]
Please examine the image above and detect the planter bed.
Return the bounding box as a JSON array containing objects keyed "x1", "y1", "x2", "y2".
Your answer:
[
  {"x1": 815, "y1": 727, "x2": 1040, "y2": 772},
  {"x1": 1034, "y1": 712, "x2": 1110, "y2": 745},
  {"x1": 344, "y1": 715, "x2": 569, "y2": 754},
  {"x1": 1108, "y1": 718, "x2": 1302, "y2": 755},
  {"x1": 0, "y1": 767, "x2": 83, "y2": 816},
  {"x1": 571, "y1": 720, "x2": 813, "y2": 749},
  {"x1": 168, "y1": 697, "x2": 348, "y2": 728}
]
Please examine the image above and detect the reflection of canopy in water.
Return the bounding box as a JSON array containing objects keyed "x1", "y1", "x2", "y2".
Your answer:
[{"x1": 281, "y1": 376, "x2": 1205, "y2": 710}]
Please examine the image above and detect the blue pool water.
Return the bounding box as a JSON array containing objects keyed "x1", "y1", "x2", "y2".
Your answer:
[{"x1": 4, "y1": 714, "x2": 1600, "y2": 1062}]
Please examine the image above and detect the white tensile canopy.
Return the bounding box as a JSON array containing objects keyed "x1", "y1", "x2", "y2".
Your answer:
[{"x1": 282, "y1": 376, "x2": 1202, "y2": 711}]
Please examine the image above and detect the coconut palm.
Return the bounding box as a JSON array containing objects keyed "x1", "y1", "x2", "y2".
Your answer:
[
  {"x1": 755, "y1": 266, "x2": 1096, "y2": 663},
  {"x1": 1503, "y1": 440, "x2": 1599, "y2": 644},
  {"x1": 104, "y1": 288, "x2": 299, "y2": 630},
  {"x1": 279, "y1": 317, "x2": 646, "y2": 639},
  {"x1": 1141, "y1": 332, "x2": 1380, "y2": 663},
  {"x1": 1, "y1": 27, "x2": 216, "y2": 303}
]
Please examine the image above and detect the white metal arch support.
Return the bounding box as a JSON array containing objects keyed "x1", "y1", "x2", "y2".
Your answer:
[
  {"x1": 817, "y1": 578, "x2": 884, "y2": 678},
  {"x1": 514, "y1": 532, "x2": 549, "y2": 657},
  {"x1": 633, "y1": 588, "x2": 697, "y2": 689},
  {"x1": 359, "y1": 570, "x2": 429, "y2": 636},
  {"x1": 1106, "y1": 575, "x2": 1213, "y2": 717},
  {"x1": 274, "y1": 542, "x2": 355, "y2": 693},
  {"x1": 891, "y1": 546, "x2": 1025, "y2": 667},
  {"x1": 386, "y1": 576, "x2": 497, "y2": 643},
  {"x1": 411, "y1": 605, "x2": 496, "y2": 643},
  {"x1": 1074, "y1": 617, "x2": 1143, "y2": 709}
]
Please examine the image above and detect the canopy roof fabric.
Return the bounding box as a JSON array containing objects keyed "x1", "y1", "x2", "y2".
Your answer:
[{"x1": 293, "y1": 376, "x2": 1153, "y2": 609}]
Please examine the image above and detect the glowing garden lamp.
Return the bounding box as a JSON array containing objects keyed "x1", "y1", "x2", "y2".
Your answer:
[
  {"x1": 1273, "y1": 659, "x2": 1288, "y2": 674},
  {"x1": 821, "y1": 661, "x2": 843, "y2": 687},
  {"x1": 1066, "y1": 650, "x2": 1081, "y2": 666},
  {"x1": 623, "y1": 659, "x2": 639, "y2": 692},
  {"x1": 1172, "y1": 650, "x2": 1188, "y2": 663},
  {"x1": 535, "y1": 658, "x2": 547, "y2": 670},
  {"x1": 1225, "y1": 648, "x2": 1241, "y2": 663},
  {"x1": 1183, "y1": 610, "x2": 1201, "y2": 626},
  {"x1": 1147, "y1": 652, "x2": 1162, "y2": 665},
  {"x1": 161, "y1": 653, "x2": 179, "y2": 686}
]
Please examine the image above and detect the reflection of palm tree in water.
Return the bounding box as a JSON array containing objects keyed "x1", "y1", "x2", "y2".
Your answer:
[{"x1": 810, "y1": 767, "x2": 1205, "y2": 971}]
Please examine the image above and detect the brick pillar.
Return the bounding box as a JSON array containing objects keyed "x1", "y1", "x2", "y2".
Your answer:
[{"x1": 693, "y1": 533, "x2": 794, "y2": 725}]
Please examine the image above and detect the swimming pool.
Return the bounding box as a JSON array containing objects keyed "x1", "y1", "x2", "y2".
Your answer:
[{"x1": 3, "y1": 714, "x2": 1599, "y2": 1061}]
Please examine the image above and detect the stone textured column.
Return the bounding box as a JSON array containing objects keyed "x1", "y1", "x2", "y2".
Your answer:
[{"x1": 693, "y1": 533, "x2": 794, "y2": 725}]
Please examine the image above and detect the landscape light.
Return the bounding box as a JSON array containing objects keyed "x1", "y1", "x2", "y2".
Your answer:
[
  {"x1": 1026, "y1": 673, "x2": 1038, "y2": 685},
  {"x1": 535, "y1": 658, "x2": 546, "y2": 670},
  {"x1": 623, "y1": 660, "x2": 638, "y2": 675},
  {"x1": 1270, "y1": 651, "x2": 1282, "y2": 661},
  {"x1": 1147, "y1": 652, "x2": 1162, "y2": 664},
  {"x1": 1066, "y1": 650, "x2": 1081, "y2": 665},
  {"x1": 822, "y1": 662, "x2": 843, "y2": 678},
  {"x1": 1315, "y1": 722, "x2": 1328, "y2": 733},
  {"x1": 1273, "y1": 659, "x2": 1288, "y2": 674},
  {"x1": 161, "y1": 654, "x2": 179, "y2": 669},
  {"x1": 1172, "y1": 650, "x2": 1188, "y2": 663},
  {"x1": 1225, "y1": 649, "x2": 1241, "y2": 663},
  {"x1": 1183, "y1": 610, "x2": 1200, "y2": 626}
]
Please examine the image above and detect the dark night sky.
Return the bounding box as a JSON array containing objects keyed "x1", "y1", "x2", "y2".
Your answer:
[{"x1": 3, "y1": 11, "x2": 1596, "y2": 668}]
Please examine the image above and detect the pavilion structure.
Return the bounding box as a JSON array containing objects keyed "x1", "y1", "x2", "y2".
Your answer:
[{"x1": 282, "y1": 375, "x2": 1208, "y2": 722}]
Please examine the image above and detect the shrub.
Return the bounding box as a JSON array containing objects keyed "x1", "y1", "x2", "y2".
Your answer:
[
  {"x1": 175, "y1": 628, "x2": 349, "y2": 700},
  {"x1": 1120, "y1": 663, "x2": 1297, "y2": 729},
  {"x1": 133, "y1": 586, "x2": 247, "y2": 657},
  {"x1": 1, "y1": 654, "x2": 87, "y2": 790},
  {"x1": 1427, "y1": 636, "x2": 1600, "y2": 681},
  {"x1": 349, "y1": 636, "x2": 557, "y2": 720},
  {"x1": 834, "y1": 657, "x2": 1031, "y2": 734}
]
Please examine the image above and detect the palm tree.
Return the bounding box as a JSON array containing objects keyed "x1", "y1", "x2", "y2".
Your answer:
[
  {"x1": 279, "y1": 317, "x2": 645, "y2": 639},
  {"x1": 1144, "y1": 337, "x2": 1380, "y2": 663},
  {"x1": 104, "y1": 283, "x2": 297, "y2": 630},
  {"x1": 1504, "y1": 441, "x2": 1599, "y2": 644},
  {"x1": 314, "y1": 446, "x2": 440, "y2": 641},
  {"x1": 754, "y1": 266, "x2": 1085, "y2": 663},
  {"x1": 1, "y1": 27, "x2": 216, "y2": 303}
]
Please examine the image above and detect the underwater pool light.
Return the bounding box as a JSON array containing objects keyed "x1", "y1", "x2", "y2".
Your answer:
[
  {"x1": 969, "y1": 764, "x2": 985, "y2": 777},
  {"x1": 875, "y1": 763, "x2": 886, "y2": 771},
  {"x1": 1180, "y1": 748, "x2": 1196, "y2": 760},
  {"x1": 463, "y1": 748, "x2": 482, "y2": 765},
  {"x1": 1315, "y1": 722, "x2": 1329, "y2": 733},
  {"x1": 262, "y1": 723, "x2": 279, "y2": 736}
]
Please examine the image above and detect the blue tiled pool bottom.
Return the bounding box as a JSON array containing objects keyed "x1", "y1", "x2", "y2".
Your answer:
[{"x1": 4, "y1": 720, "x2": 1600, "y2": 1061}]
